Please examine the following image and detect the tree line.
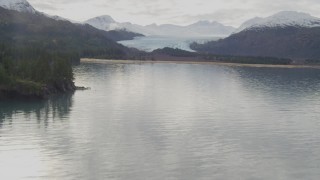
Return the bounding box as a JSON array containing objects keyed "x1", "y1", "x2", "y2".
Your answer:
[{"x1": 0, "y1": 44, "x2": 75, "y2": 94}]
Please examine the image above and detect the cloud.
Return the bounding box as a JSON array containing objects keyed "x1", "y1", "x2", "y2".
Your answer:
[
  {"x1": 30, "y1": 0, "x2": 87, "y2": 4},
  {"x1": 28, "y1": 0, "x2": 320, "y2": 27},
  {"x1": 30, "y1": 2, "x2": 59, "y2": 11},
  {"x1": 173, "y1": 9, "x2": 253, "y2": 26}
]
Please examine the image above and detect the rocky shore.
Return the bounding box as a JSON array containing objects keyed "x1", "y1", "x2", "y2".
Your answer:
[{"x1": 0, "y1": 80, "x2": 77, "y2": 100}]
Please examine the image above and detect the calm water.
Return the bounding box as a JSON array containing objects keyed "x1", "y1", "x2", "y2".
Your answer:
[{"x1": 1, "y1": 62, "x2": 320, "y2": 180}]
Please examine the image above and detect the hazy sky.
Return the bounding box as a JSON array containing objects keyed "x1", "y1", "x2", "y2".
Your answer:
[{"x1": 28, "y1": 0, "x2": 320, "y2": 27}]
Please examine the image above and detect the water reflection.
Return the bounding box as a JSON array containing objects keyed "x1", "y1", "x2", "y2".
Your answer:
[
  {"x1": 1, "y1": 63, "x2": 320, "y2": 180},
  {"x1": 235, "y1": 67, "x2": 320, "y2": 93},
  {"x1": 0, "y1": 93, "x2": 74, "y2": 128},
  {"x1": 232, "y1": 67, "x2": 320, "y2": 108}
]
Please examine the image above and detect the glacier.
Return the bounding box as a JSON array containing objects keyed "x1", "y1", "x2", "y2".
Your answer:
[{"x1": 118, "y1": 36, "x2": 221, "y2": 52}]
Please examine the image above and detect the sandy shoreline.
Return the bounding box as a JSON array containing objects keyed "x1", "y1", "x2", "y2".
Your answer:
[{"x1": 81, "y1": 58, "x2": 320, "y2": 69}]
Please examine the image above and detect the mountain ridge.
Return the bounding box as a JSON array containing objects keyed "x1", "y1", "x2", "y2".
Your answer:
[
  {"x1": 0, "y1": 0, "x2": 76, "y2": 22},
  {"x1": 191, "y1": 11, "x2": 320, "y2": 61},
  {"x1": 0, "y1": 0, "x2": 36, "y2": 13},
  {"x1": 235, "y1": 11, "x2": 320, "y2": 32},
  {"x1": 0, "y1": 6, "x2": 147, "y2": 60},
  {"x1": 0, "y1": 0, "x2": 143, "y2": 41},
  {"x1": 85, "y1": 15, "x2": 236, "y2": 37}
]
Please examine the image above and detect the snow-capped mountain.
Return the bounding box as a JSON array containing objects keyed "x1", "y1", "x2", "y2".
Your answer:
[
  {"x1": 192, "y1": 11, "x2": 320, "y2": 60},
  {"x1": 85, "y1": 16, "x2": 235, "y2": 37},
  {"x1": 0, "y1": 0, "x2": 75, "y2": 22},
  {"x1": 85, "y1": 15, "x2": 118, "y2": 30},
  {"x1": 236, "y1": 11, "x2": 320, "y2": 32},
  {"x1": 0, "y1": 0, "x2": 36, "y2": 13}
]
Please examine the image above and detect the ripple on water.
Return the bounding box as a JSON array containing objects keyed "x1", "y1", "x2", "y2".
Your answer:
[{"x1": 1, "y1": 63, "x2": 320, "y2": 179}]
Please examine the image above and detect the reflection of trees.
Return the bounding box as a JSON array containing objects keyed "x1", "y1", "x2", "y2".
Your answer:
[
  {"x1": 233, "y1": 67, "x2": 320, "y2": 97},
  {"x1": 0, "y1": 93, "x2": 74, "y2": 128}
]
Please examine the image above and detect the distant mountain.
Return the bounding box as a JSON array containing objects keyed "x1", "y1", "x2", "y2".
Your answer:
[
  {"x1": 85, "y1": 15, "x2": 236, "y2": 37},
  {"x1": 0, "y1": 0, "x2": 142, "y2": 42},
  {"x1": 0, "y1": 4, "x2": 148, "y2": 99},
  {"x1": 0, "y1": 6, "x2": 145, "y2": 60},
  {"x1": 0, "y1": 0, "x2": 36, "y2": 13},
  {"x1": 235, "y1": 11, "x2": 320, "y2": 33},
  {"x1": 191, "y1": 11, "x2": 320, "y2": 61},
  {"x1": 0, "y1": 0, "x2": 76, "y2": 22},
  {"x1": 85, "y1": 15, "x2": 117, "y2": 29}
]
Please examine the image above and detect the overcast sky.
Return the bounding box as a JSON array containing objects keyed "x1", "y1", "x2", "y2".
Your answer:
[{"x1": 28, "y1": 0, "x2": 320, "y2": 27}]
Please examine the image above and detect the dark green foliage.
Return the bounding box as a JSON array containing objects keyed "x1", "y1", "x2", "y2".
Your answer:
[
  {"x1": 305, "y1": 59, "x2": 320, "y2": 64},
  {"x1": 0, "y1": 63, "x2": 10, "y2": 84},
  {"x1": 51, "y1": 59, "x2": 73, "y2": 82},
  {"x1": 190, "y1": 27, "x2": 320, "y2": 61},
  {"x1": 201, "y1": 54, "x2": 292, "y2": 65},
  {"x1": 0, "y1": 7, "x2": 145, "y2": 99},
  {"x1": 106, "y1": 29, "x2": 144, "y2": 41},
  {"x1": 82, "y1": 48, "x2": 126, "y2": 59},
  {"x1": 0, "y1": 7, "x2": 142, "y2": 60},
  {"x1": 0, "y1": 44, "x2": 75, "y2": 98},
  {"x1": 150, "y1": 47, "x2": 291, "y2": 65},
  {"x1": 152, "y1": 48, "x2": 198, "y2": 57}
]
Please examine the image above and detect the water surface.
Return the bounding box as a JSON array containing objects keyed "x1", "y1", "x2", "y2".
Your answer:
[{"x1": 1, "y1": 62, "x2": 320, "y2": 179}]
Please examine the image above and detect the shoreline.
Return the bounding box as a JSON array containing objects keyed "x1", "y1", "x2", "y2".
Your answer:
[
  {"x1": 0, "y1": 81, "x2": 77, "y2": 101},
  {"x1": 81, "y1": 58, "x2": 320, "y2": 69}
]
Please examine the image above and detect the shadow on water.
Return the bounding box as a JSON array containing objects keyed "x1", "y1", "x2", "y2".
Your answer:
[
  {"x1": 0, "y1": 92, "x2": 74, "y2": 128},
  {"x1": 233, "y1": 67, "x2": 320, "y2": 96}
]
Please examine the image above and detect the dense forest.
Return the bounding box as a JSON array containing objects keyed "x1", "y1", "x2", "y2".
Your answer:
[
  {"x1": 150, "y1": 47, "x2": 292, "y2": 65},
  {"x1": 191, "y1": 27, "x2": 320, "y2": 62},
  {"x1": 0, "y1": 44, "x2": 76, "y2": 99},
  {"x1": 0, "y1": 7, "x2": 145, "y2": 60},
  {"x1": 199, "y1": 53, "x2": 292, "y2": 65},
  {"x1": 0, "y1": 7, "x2": 145, "y2": 99},
  {"x1": 152, "y1": 48, "x2": 198, "y2": 57}
]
